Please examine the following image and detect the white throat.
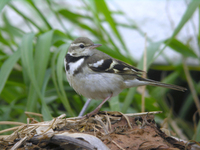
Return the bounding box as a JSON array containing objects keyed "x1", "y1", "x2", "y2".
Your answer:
[{"x1": 67, "y1": 58, "x2": 84, "y2": 75}]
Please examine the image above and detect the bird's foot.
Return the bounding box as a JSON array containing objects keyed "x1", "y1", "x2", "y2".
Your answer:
[
  {"x1": 84, "y1": 107, "x2": 100, "y2": 118},
  {"x1": 81, "y1": 94, "x2": 113, "y2": 119}
]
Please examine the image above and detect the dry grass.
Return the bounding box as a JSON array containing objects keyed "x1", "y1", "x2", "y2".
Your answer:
[{"x1": 1, "y1": 111, "x2": 198, "y2": 150}]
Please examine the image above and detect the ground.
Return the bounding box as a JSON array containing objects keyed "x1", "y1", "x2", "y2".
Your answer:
[{"x1": 0, "y1": 111, "x2": 193, "y2": 150}]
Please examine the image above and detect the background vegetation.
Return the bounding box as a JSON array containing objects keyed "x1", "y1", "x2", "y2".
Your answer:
[{"x1": 0, "y1": 0, "x2": 199, "y2": 141}]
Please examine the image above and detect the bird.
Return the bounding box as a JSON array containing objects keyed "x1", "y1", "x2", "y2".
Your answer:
[{"x1": 64, "y1": 37, "x2": 187, "y2": 117}]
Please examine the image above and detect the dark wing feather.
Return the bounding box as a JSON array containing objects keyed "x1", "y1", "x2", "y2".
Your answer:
[
  {"x1": 88, "y1": 58, "x2": 144, "y2": 76},
  {"x1": 114, "y1": 60, "x2": 144, "y2": 75}
]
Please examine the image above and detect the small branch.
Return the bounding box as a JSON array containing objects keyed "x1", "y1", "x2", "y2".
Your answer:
[{"x1": 142, "y1": 33, "x2": 147, "y2": 112}]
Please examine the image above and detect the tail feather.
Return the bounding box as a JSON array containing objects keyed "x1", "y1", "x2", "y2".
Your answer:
[{"x1": 137, "y1": 77, "x2": 187, "y2": 92}]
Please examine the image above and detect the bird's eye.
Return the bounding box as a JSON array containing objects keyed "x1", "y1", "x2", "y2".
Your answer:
[{"x1": 80, "y1": 44, "x2": 85, "y2": 48}]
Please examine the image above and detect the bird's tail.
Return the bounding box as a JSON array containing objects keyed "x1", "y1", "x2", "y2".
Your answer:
[{"x1": 137, "y1": 77, "x2": 187, "y2": 92}]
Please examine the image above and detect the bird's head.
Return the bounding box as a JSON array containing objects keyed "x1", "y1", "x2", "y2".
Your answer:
[{"x1": 68, "y1": 37, "x2": 102, "y2": 57}]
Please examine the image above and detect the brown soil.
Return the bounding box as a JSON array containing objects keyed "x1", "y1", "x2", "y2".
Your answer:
[
  {"x1": 0, "y1": 112, "x2": 192, "y2": 150},
  {"x1": 98, "y1": 114, "x2": 187, "y2": 150}
]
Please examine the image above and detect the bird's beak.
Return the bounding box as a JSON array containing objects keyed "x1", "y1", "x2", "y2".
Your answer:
[{"x1": 89, "y1": 44, "x2": 102, "y2": 49}]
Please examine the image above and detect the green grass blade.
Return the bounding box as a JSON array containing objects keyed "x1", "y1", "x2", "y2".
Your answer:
[
  {"x1": 2, "y1": 11, "x2": 24, "y2": 38},
  {"x1": 52, "y1": 30, "x2": 68, "y2": 45},
  {"x1": 95, "y1": 0, "x2": 129, "y2": 54},
  {"x1": 27, "y1": 0, "x2": 52, "y2": 30},
  {"x1": 199, "y1": 5, "x2": 200, "y2": 52},
  {"x1": 0, "y1": 99, "x2": 17, "y2": 121},
  {"x1": 9, "y1": 3, "x2": 44, "y2": 32},
  {"x1": 94, "y1": 0, "x2": 129, "y2": 54},
  {"x1": 20, "y1": 33, "x2": 52, "y2": 120},
  {"x1": 51, "y1": 50, "x2": 62, "y2": 103},
  {"x1": 0, "y1": 0, "x2": 10, "y2": 12},
  {"x1": 0, "y1": 50, "x2": 20, "y2": 94},
  {"x1": 26, "y1": 30, "x2": 54, "y2": 112},
  {"x1": 109, "y1": 96, "x2": 120, "y2": 111},
  {"x1": 154, "y1": 0, "x2": 200, "y2": 61},
  {"x1": 58, "y1": 9, "x2": 91, "y2": 20},
  {"x1": 134, "y1": 94, "x2": 160, "y2": 111},
  {"x1": 171, "y1": 0, "x2": 200, "y2": 38},
  {"x1": 137, "y1": 41, "x2": 163, "y2": 70},
  {"x1": 20, "y1": 33, "x2": 35, "y2": 106},
  {"x1": 165, "y1": 39, "x2": 198, "y2": 58},
  {"x1": 121, "y1": 41, "x2": 162, "y2": 113},
  {"x1": 121, "y1": 88, "x2": 136, "y2": 113},
  {"x1": 56, "y1": 44, "x2": 74, "y2": 116},
  {"x1": 179, "y1": 94, "x2": 193, "y2": 119},
  {"x1": 83, "y1": 1, "x2": 131, "y2": 60},
  {"x1": 0, "y1": 31, "x2": 10, "y2": 46},
  {"x1": 34, "y1": 30, "x2": 54, "y2": 87},
  {"x1": 194, "y1": 121, "x2": 200, "y2": 141},
  {"x1": 51, "y1": 44, "x2": 74, "y2": 116},
  {"x1": 0, "y1": 83, "x2": 21, "y2": 103},
  {"x1": 58, "y1": 9, "x2": 99, "y2": 36},
  {"x1": 41, "y1": 69, "x2": 51, "y2": 96},
  {"x1": 150, "y1": 71, "x2": 181, "y2": 113}
]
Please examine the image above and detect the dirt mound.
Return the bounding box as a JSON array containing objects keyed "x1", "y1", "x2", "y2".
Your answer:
[{"x1": 0, "y1": 111, "x2": 195, "y2": 150}]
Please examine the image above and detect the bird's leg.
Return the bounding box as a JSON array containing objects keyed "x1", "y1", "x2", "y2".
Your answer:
[
  {"x1": 83, "y1": 93, "x2": 113, "y2": 118},
  {"x1": 78, "y1": 98, "x2": 92, "y2": 117}
]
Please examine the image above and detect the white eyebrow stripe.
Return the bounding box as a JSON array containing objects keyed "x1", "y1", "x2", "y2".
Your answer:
[{"x1": 71, "y1": 43, "x2": 84, "y2": 47}]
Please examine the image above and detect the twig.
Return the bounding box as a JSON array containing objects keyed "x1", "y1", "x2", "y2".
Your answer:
[
  {"x1": 118, "y1": 112, "x2": 132, "y2": 129},
  {"x1": 0, "y1": 126, "x2": 20, "y2": 134},
  {"x1": 25, "y1": 111, "x2": 43, "y2": 122},
  {"x1": 0, "y1": 121, "x2": 25, "y2": 126},
  {"x1": 25, "y1": 111, "x2": 43, "y2": 117},
  {"x1": 11, "y1": 136, "x2": 28, "y2": 150},
  {"x1": 112, "y1": 140, "x2": 125, "y2": 150},
  {"x1": 142, "y1": 33, "x2": 147, "y2": 112}
]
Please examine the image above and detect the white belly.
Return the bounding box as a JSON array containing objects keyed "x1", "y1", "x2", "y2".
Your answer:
[{"x1": 66, "y1": 72, "x2": 125, "y2": 100}]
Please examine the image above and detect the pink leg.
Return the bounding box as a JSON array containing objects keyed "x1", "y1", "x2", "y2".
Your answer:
[{"x1": 83, "y1": 93, "x2": 113, "y2": 118}]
